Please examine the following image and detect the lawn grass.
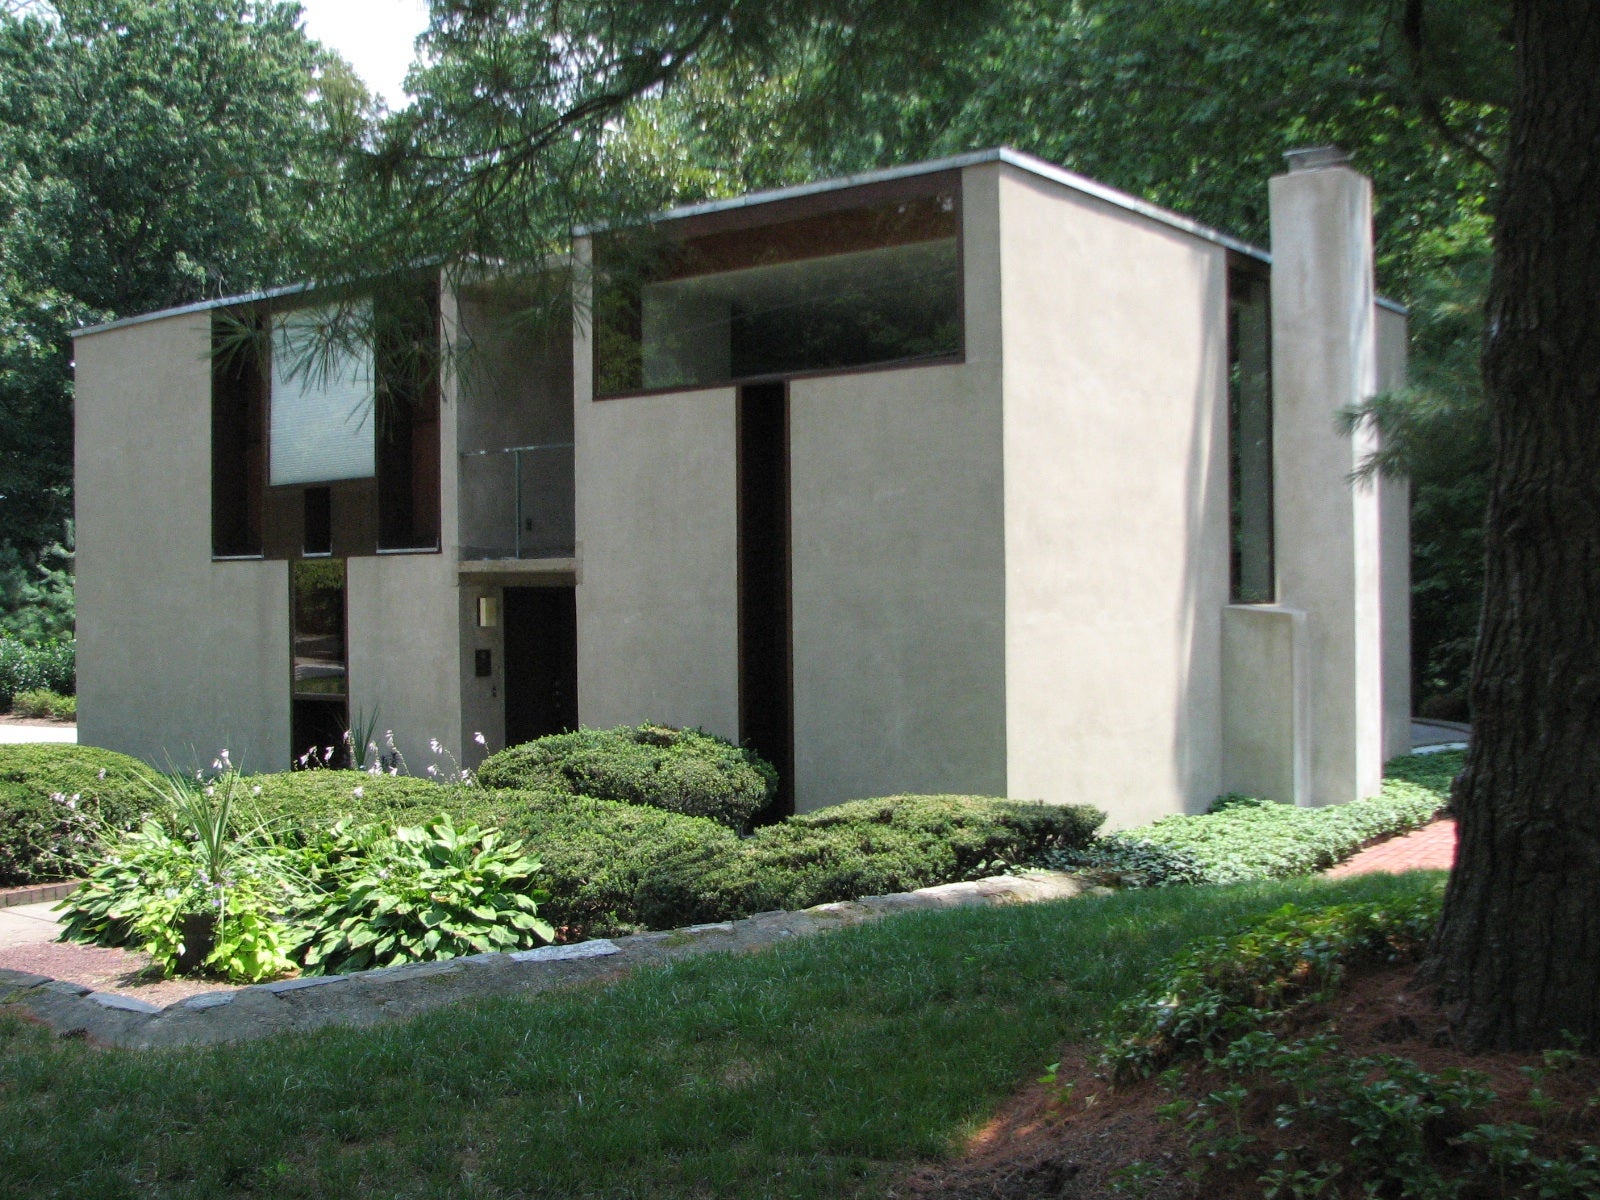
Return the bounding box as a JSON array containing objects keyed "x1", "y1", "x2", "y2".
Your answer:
[{"x1": 0, "y1": 870, "x2": 1442, "y2": 1199}]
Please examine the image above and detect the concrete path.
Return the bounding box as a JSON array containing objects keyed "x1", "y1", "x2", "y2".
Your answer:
[
  {"x1": 0, "y1": 902, "x2": 64, "y2": 949},
  {"x1": 0, "y1": 722, "x2": 77, "y2": 744}
]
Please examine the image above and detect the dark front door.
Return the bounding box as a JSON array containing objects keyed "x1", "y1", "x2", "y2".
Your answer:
[{"x1": 503, "y1": 585, "x2": 578, "y2": 748}]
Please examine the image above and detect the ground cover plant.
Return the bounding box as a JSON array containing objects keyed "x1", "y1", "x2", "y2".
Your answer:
[
  {"x1": 0, "y1": 872, "x2": 1438, "y2": 1200},
  {"x1": 1040, "y1": 750, "x2": 1461, "y2": 888},
  {"x1": 475, "y1": 723, "x2": 779, "y2": 828},
  {"x1": 1086, "y1": 885, "x2": 1600, "y2": 1198}
]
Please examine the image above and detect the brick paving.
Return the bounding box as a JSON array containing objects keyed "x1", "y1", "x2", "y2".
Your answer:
[{"x1": 1325, "y1": 817, "x2": 1457, "y2": 877}]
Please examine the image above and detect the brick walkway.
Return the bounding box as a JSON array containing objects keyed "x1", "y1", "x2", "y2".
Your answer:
[{"x1": 1325, "y1": 817, "x2": 1457, "y2": 878}]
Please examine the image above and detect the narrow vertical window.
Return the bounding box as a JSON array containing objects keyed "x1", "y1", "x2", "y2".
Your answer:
[
  {"x1": 291, "y1": 558, "x2": 349, "y2": 767},
  {"x1": 738, "y1": 381, "x2": 793, "y2": 819},
  {"x1": 1228, "y1": 266, "x2": 1275, "y2": 604},
  {"x1": 211, "y1": 311, "x2": 264, "y2": 556},
  {"x1": 376, "y1": 286, "x2": 441, "y2": 550}
]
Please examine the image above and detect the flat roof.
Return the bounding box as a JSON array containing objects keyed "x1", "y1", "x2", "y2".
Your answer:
[{"x1": 74, "y1": 147, "x2": 1403, "y2": 337}]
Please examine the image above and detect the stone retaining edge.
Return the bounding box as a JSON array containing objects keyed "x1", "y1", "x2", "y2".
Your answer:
[
  {"x1": 0, "y1": 871, "x2": 1093, "y2": 1050},
  {"x1": 0, "y1": 881, "x2": 81, "y2": 908}
]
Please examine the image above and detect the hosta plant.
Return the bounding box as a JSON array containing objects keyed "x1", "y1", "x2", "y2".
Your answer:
[
  {"x1": 56, "y1": 759, "x2": 305, "y2": 983},
  {"x1": 300, "y1": 815, "x2": 553, "y2": 975}
]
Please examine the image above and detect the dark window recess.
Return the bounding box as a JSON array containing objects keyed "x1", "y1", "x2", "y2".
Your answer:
[
  {"x1": 595, "y1": 176, "x2": 962, "y2": 396},
  {"x1": 291, "y1": 559, "x2": 349, "y2": 767},
  {"x1": 1228, "y1": 265, "x2": 1275, "y2": 604},
  {"x1": 737, "y1": 382, "x2": 793, "y2": 821},
  {"x1": 211, "y1": 312, "x2": 265, "y2": 556},
  {"x1": 503, "y1": 587, "x2": 578, "y2": 746},
  {"x1": 303, "y1": 487, "x2": 332, "y2": 555},
  {"x1": 376, "y1": 287, "x2": 441, "y2": 550}
]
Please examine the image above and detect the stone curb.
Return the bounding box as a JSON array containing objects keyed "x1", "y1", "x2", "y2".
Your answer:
[
  {"x1": 0, "y1": 870, "x2": 1093, "y2": 1049},
  {"x1": 0, "y1": 881, "x2": 81, "y2": 909}
]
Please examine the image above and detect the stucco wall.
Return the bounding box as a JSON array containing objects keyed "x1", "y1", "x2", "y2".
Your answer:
[
  {"x1": 1269, "y1": 164, "x2": 1385, "y2": 806},
  {"x1": 74, "y1": 313, "x2": 291, "y2": 769},
  {"x1": 571, "y1": 266, "x2": 740, "y2": 738},
  {"x1": 997, "y1": 165, "x2": 1230, "y2": 826}
]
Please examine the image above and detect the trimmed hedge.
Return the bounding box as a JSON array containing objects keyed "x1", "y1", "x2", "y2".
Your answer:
[
  {"x1": 631, "y1": 795, "x2": 1106, "y2": 930},
  {"x1": 1043, "y1": 751, "x2": 1461, "y2": 887},
  {"x1": 246, "y1": 774, "x2": 1101, "y2": 939},
  {"x1": 0, "y1": 744, "x2": 151, "y2": 885},
  {"x1": 476, "y1": 724, "x2": 777, "y2": 828},
  {"x1": 0, "y1": 637, "x2": 74, "y2": 707}
]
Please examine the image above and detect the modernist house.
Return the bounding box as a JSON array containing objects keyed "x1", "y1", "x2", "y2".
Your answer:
[{"x1": 73, "y1": 147, "x2": 1410, "y2": 825}]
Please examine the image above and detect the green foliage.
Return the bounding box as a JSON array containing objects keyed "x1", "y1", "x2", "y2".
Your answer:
[
  {"x1": 632, "y1": 794, "x2": 1104, "y2": 930},
  {"x1": 56, "y1": 769, "x2": 305, "y2": 982},
  {"x1": 299, "y1": 816, "x2": 554, "y2": 974},
  {"x1": 8, "y1": 687, "x2": 73, "y2": 719},
  {"x1": 1102, "y1": 889, "x2": 1445, "y2": 1080},
  {"x1": 0, "y1": 634, "x2": 73, "y2": 704},
  {"x1": 0, "y1": 524, "x2": 73, "y2": 643},
  {"x1": 476, "y1": 723, "x2": 778, "y2": 828},
  {"x1": 1102, "y1": 888, "x2": 1600, "y2": 1199},
  {"x1": 1042, "y1": 752, "x2": 1459, "y2": 888},
  {"x1": 0, "y1": 743, "x2": 148, "y2": 884},
  {"x1": 249, "y1": 769, "x2": 1098, "y2": 939},
  {"x1": 0, "y1": 872, "x2": 1437, "y2": 1198}
]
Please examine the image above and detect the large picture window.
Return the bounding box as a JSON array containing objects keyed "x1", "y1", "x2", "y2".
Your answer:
[
  {"x1": 595, "y1": 176, "x2": 963, "y2": 397},
  {"x1": 268, "y1": 305, "x2": 376, "y2": 486}
]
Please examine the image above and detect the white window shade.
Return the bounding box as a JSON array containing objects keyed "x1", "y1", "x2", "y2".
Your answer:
[{"x1": 269, "y1": 306, "x2": 375, "y2": 486}]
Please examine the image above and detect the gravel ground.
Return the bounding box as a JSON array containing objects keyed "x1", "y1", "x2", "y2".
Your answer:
[{"x1": 0, "y1": 940, "x2": 239, "y2": 1008}]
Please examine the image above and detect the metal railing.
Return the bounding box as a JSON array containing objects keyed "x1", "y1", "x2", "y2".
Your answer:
[{"x1": 458, "y1": 442, "x2": 575, "y2": 559}]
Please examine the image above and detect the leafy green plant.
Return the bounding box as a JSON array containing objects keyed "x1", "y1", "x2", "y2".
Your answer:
[
  {"x1": 56, "y1": 761, "x2": 304, "y2": 983},
  {"x1": 299, "y1": 815, "x2": 554, "y2": 974},
  {"x1": 1102, "y1": 889, "x2": 1444, "y2": 1081},
  {"x1": 1041, "y1": 751, "x2": 1460, "y2": 888}
]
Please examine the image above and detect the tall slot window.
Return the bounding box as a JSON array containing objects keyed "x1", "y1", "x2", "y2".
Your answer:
[
  {"x1": 1228, "y1": 265, "x2": 1275, "y2": 604},
  {"x1": 291, "y1": 559, "x2": 349, "y2": 767},
  {"x1": 375, "y1": 287, "x2": 441, "y2": 550},
  {"x1": 595, "y1": 175, "x2": 962, "y2": 396},
  {"x1": 211, "y1": 312, "x2": 265, "y2": 557}
]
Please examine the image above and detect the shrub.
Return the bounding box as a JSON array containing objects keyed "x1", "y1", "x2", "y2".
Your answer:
[
  {"x1": 0, "y1": 636, "x2": 74, "y2": 706},
  {"x1": 633, "y1": 795, "x2": 1106, "y2": 930},
  {"x1": 247, "y1": 770, "x2": 466, "y2": 832},
  {"x1": 9, "y1": 689, "x2": 75, "y2": 720},
  {"x1": 1040, "y1": 751, "x2": 1460, "y2": 888},
  {"x1": 476, "y1": 724, "x2": 777, "y2": 828},
  {"x1": 0, "y1": 744, "x2": 151, "y2": 884}
]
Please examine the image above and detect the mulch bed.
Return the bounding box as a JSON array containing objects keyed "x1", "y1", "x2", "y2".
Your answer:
[{"x1": 896, "y1": 963, "x2": 1600, "y2": 1199}]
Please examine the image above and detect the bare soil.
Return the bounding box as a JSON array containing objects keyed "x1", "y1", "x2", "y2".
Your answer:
[
  {"x1": 0, "y1": 713, "x2": 75, "y2": 727},
  {"x1": 896, "y1": 963, "x2": 1600, "y2": 1199}
]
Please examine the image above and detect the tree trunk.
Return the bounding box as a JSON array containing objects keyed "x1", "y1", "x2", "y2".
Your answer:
[{"x1": 1423, "y1": 1, "x2": 1600, "y2": 1050}]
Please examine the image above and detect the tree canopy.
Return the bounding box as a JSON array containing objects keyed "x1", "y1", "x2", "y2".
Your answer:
[{"x1": 0, "y1": 0, "x2": 364, "y2": 635}]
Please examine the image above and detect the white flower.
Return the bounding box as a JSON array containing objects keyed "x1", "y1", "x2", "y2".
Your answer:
[
  {"x1": 473, "y1": 731, "x2": 487, "y2": 747},
  {"x1": 219, "y1": 749, "x2": 231, "y2": 767},
  {"x1": 97, "y1": 768, "x2": 107, "y2": 781},
  {"x1": 429, "y1": 738, "x2": 443, "y2": 755},
  {"x1": 164, "y1": 888, "x2": 179, "y2": 899},
  {"x1": 352, "y1": 786, "x2": 364, "y2": 799},
  {"x1": 252, "y1": 785, "x2": 262, "y2": 795},
  {"x1": 322, "y1": 746, "x2": 334, "y2": 763},
  {"x1": 204, "y1": 785, "x2": 215, "y2": 797},
  {"x1": 426, "y1": 765, "x2": 439, "y2": 777},
  {"x1": 50, "y1": 792, "x2": 66, "y2": 805},
  {"x1": 388, "y1": 766, "x2": 399, "y2": 776}
]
